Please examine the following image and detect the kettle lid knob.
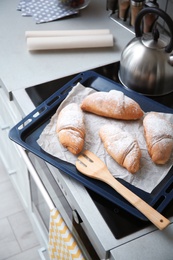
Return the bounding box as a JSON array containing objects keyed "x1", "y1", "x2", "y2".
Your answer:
[{"x1": 152, "y1": 27, "x2": 159, "y2": 42}]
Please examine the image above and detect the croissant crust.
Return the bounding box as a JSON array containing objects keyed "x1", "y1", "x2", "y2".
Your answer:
[
  {"x1": 143, "y1": 112, "x2": 173, "y2": 164},
  {"x1": 99, "y1": 124, "x2": 141, "y2": 173},
  {"x1": 81, "y1": 90, "x2": 144, "y2": 120},
  {"x1": 56, "y1": 103, "x2": 85, "y2": 155}
]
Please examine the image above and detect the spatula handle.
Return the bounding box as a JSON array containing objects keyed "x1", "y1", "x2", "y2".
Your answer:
[{"x1": 103, "y1": 174, "x2": 170, "y2": 230}]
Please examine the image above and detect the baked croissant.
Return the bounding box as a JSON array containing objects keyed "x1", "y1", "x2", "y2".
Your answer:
[
  {"x1": 143, "y1": 112, "x2": 173, "y2": 164},
  {"x1": 81, "y1": 90, "x2": 144, "y2": 120},
  {"x1": 56, "y1": 103, "x2": 85, "y2": 155},
  {"x1": 99, "y1": 124, "x2": 141, "y2": 173}
]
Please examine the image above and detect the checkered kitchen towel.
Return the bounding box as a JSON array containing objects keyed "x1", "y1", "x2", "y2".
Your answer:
[
  {"x1": 48, "y1": 208, "x2": 85, "y2": 260},
  {"x1": 17, "y1": 0, "x2": 78, "y2": 24}
]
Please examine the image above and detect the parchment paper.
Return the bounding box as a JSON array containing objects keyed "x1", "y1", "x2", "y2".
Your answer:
[
  {"x1": 37, "y1": 83, "x2": 173, "y2": 193},
  {"x1": 27, "y1": 34, "x2": 114, "y2": 51}
]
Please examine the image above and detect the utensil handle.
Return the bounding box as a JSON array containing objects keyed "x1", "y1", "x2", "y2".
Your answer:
[{"x1": 103, "y1": 174, "x2": 170, "y2": 230}]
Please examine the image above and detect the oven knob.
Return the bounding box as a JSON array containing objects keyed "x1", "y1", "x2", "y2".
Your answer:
[{"x1": 72, "y1": 210, "x2": 83, "y2": 224}]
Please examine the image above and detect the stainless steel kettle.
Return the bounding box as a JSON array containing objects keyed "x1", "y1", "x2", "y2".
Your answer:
[{"x1": 119, "y1": 7, "x2": 173, "y2": 96}]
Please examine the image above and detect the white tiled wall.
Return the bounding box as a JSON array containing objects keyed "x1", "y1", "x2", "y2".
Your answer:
[
  {"x1": 166, "y1": 0, "x2": 173, "y2": 19},
  {"x1": 157, "y1": 0, "x2": 168, "y2": 11},
  {"x1": 157, "y1": 0, "x2": 173, "y2": 17},
  {"x1": 153, "y1": 0, "x2": 173, "y2": 34}
]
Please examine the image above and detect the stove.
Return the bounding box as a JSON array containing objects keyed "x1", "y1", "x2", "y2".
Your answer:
[
  {"x1": 25, "y1": 62, "x2": 173, "y2": 240},
  {"x1": 26, "y1": 62, "x2": 173, "y2": 109}
]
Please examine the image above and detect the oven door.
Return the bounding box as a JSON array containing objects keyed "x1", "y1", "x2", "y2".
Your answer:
[{"x1": 18, "y1": 145, "x2": 98, "y2": 260}]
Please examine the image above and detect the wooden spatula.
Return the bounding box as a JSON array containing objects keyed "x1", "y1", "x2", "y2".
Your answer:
[{"x1": 76, "y1": 150, "x2": 170, "y2": 230}]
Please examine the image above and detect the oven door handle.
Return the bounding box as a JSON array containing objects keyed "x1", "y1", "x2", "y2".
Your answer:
[{"x1": 17, "y1": 145, "x2": 55, "y2": 211}]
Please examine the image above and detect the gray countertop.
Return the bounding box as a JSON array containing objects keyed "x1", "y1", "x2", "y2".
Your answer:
[{"x1": 0, "y1": 0, "x2": 133, "y2": 93}]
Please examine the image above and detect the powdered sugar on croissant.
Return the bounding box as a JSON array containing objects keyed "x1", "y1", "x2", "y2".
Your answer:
[
  {"x1": 81, "y1": 90, "x2": 144, "y2": 120},
  {"x1": 99, "y1": 124, "x2": 141, "y2": 173},
  {"x1": 56, "y1": 103, "x2": 85, "y2": 155},
  {"x1": 143, "y1": 112, "x2": 173, "y2": 164}
]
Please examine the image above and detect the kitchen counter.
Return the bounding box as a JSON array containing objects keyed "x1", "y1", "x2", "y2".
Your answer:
[{"x1": 0, "y1": 0, "x2": 134, "y2": 94}]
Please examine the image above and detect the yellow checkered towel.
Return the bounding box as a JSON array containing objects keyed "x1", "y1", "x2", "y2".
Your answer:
[{"x1": 48, "y1": 208, "x2": 85, "y2": 260}]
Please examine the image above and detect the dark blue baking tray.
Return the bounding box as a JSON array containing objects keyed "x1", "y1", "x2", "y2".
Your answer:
[{"x1": 9, "y1": 71, "x2": 173, "y2": 221}]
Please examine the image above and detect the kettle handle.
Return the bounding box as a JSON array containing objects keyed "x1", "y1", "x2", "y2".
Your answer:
[{"x1": 135, "y1": 7, "x2": 173, "y2": 53}]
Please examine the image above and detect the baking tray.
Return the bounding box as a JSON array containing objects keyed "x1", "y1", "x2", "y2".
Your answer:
[{"x1": 9, "y1": 71, "x2": 173, "y2": 221}]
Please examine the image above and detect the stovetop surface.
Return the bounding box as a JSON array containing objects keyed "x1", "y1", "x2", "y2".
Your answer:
[
  {"x1": 25, "y1": 62, "x2": 173, "y2": 239},
  {"x1": 26, "y1": 62, "x2": 173, "y2": 109},
  {"x1": 88, "y1": 187, "x2": 173, "y2": 239}
]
